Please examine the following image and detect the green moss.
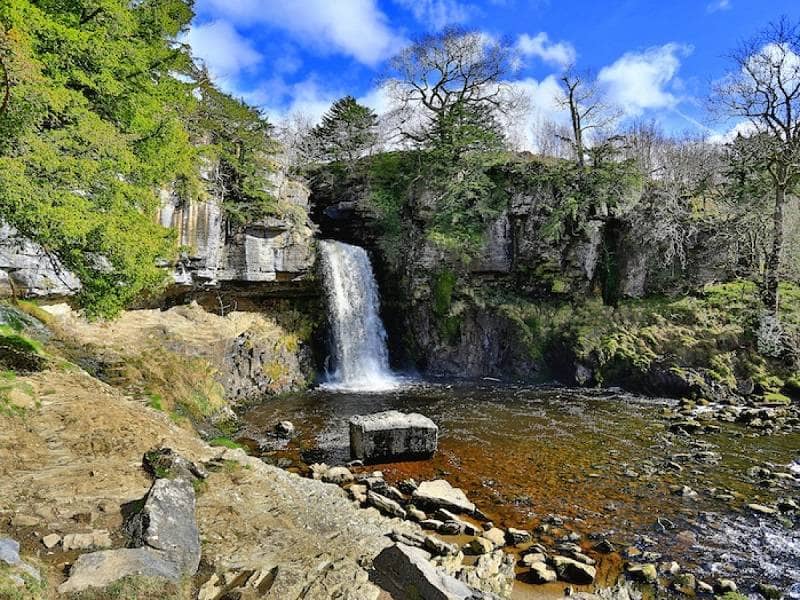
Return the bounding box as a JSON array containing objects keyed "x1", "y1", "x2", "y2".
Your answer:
[
  {"x1": 208, "y1": 436, "x2": 243, "y2": 450},
  {"x1": 763, "y1": 391, "x2": 791, "y2": 405},
  {"x1": 146, "y1": 393, "x2": 164, "y2": 412},
  {"x1": 0, "y1": 562, "x2": 46, "y2": 600}
]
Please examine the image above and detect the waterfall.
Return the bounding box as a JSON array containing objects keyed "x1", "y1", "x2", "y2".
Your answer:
[{"x1": 318, "y1": 240, "x2": 397, "y2": 391}]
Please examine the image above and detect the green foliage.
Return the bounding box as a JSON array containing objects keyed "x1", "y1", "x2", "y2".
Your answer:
[
  {"x1": 0, "y1": 0, "x2": 278, "y2": 317},
  {"x1": 312, "y1": 95, "x2": 378, "y2": 164},
  {"x1": 0, "y1": 562, "x2": 46, "y2": 600},
  {"x1": 431, "y1": 269, "x2": 461, "y2": 343},
  {"x1": 0, "y1": 324, "x2": 46, "y2": 372}
]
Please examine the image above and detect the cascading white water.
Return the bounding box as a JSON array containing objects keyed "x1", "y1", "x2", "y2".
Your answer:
[{"x1": 318, "y1": 240, "x2": 397, "y2": 391}]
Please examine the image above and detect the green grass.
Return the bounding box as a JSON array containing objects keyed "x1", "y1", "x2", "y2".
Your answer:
[{"x1": 208, "y1": 436, "x2": 243, "y2": 450}]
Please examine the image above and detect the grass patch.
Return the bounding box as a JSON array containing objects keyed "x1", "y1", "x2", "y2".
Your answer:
[
  {"x1": 65, "y1": 575, "x2": 190, "y2": 600},
  {"x1": 0, "y1": 563, "x2": 46, "y2": 600},
  {"x1": 208, "y1": 436, "x2": 242, "y2": 450}
]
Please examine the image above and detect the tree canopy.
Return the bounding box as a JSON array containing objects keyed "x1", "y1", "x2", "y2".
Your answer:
[{"x1": 0, "y1": 0, "x2": 276, "y2": 317}]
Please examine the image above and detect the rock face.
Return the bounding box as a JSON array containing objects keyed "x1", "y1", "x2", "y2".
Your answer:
[
  {"x1": 349, "y1": 411, "x2": 438, "y2": 462},
  {"x1": 372, "y1": 543, "x2": 497, "y2": 600},
  {"x1": 58, "y1": 548, "x2": 181, "y2": 594},
  {"x1": 160, "y1": 166, "x2": 316, "y2": 295},
  {"x1": 0, "y1": 223, "x2": 81, "y2": 299}
]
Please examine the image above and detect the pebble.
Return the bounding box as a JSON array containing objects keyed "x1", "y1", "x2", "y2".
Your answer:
[{"x1": 42, "y1": 534, "x2": 61, "y2": 549}]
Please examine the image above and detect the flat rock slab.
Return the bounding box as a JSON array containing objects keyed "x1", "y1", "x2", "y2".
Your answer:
[
  {"x1": 413, "y1": 480, "x2": 476, "y2": 514},
  {"x1": 349, "y1": 411, "x2": 438, "y2": 462},
  {"x1": 57, "y1": 548, "x2": 181, "y2": 594}
]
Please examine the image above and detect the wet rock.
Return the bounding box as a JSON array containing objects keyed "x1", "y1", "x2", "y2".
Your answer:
[
  {"x1": 625, "y1": 563, "x2": 658, "y2": 584},
  {"x1": 372, "y1": 543, "x2": 488, "y2": 600},
  {"x1": 322, "y1": 466, "x2": 354, "y2": 484},
  {"x1": 528, "y1": 561, "x2": 558, "y2": 584},
  {"x1": 42, "y1": 533, "x2": 61, "y2": 549},
  {"x1": 464, "y1": 537, "x2": 494, "y2": 555},
  {"x1": 505, "y1": 527, "x2": 531, "y2": 545},
  {"x1": 435, "y1": 508, "x2": 480, "y2": 535},
  {"x1": 439, "y1": 521, "x2": 464, "y2": 535},
  {"x1": 367, "y1": 490, "x2": 406, "y2": 520},
  {"x1": 696, "y1": 580, "x2": 713, "y2": 594},
  {"x1": 424, "y1": 536, "x2": 459, "y2": 557},
  {"x1": 521, "y1": 553, "x2": 547, "y2": 566},
  {"x1": 407, "y1": 506, "x2": 427, "y2": 522},
  {"x1": 421, "y1": 519, "x2": 444, "y2": 531},
  {"x1": 551, "y1": 555, "x2": 596, "y2": 584},
  {"x1": 413, "y1": 480, "x2": 476, "y2": 514},
  {"x1": 348, "y1": 483, "x2": 368, "y2": 504},
  {"x1": 62, "y1": 530, "x2": 112, "y2": 551},
  {"x1": 482, "y1": 527, "x2": 506, "y2": 548},
  {"x1": 349, "y1": 411, "x2": 438, "y2": 462},
  {"x1": 58, "y1": 548, "x2": 181, "y2": 594},
  {"x1": 126, "y1": 477, "x2": 201, "y2": 574},
  {"x1": 593, "y1": 539, "x2": 615, "y2": 553},
  {"x1": 398, "y1": 478, "x2": 419, "y2": 494}
]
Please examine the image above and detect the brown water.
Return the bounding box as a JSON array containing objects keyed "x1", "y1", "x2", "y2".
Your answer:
[{"x1": 242, "y1": 381, "x2": 800, "y2": 596}]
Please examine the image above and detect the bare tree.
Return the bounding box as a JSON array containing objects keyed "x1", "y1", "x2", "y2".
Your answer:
[
  {"x1": 557, "y1": 68, "x2": 621, "y2": 167},
  {"x1": 711, "y1": 17, "x2": 800, "y2": 314},
  {"x1": 530, "y1": 116, "x2": 573, "y2": 159},
  {"x1": 385, "y1": 27, "x2": 522, "y2": 151}
]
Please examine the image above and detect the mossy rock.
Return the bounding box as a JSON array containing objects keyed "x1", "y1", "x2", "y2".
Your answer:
[{"x1": 0, "y1": 333, "x2": 47, "y2": 373}]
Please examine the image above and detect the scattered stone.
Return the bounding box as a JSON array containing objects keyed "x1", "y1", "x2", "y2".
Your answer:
[
  {"x1": 42, "y1": 533, "x2": 61, "y2": 549},
  {"x1": 593, "y1": 539, "x2": 615, "y2": 553},
  {"x1": 143, "y1": 447, "x2": 206, "y2": 481},
  {"x1": 521, "y1": 553, "x2": 547, "y2": 567},
  {"x1": 424, "y1": 536, "x2": 459, "y2": 557},
  {"x1": 660, "y1": 561, "x2": 680, "y2": 575},
  {"x1": 348, "y1": 483, "x2": 368, "y2": 504},
  {"x1": 625, "y1": 563, "x2": 658, "y2": 584},
  {"x1": 372, "y1": 543, "x2": 484, "y2": 600},
  {"x1": 527, "y1": 561, "x2": 557, "y2": 584},
  {"x1": 11, "y1": 514, "x2": 40, "y2": 528},
  {"x1": 434, "y1": 508, "x2": 480, "y2": 535},
  {"x1": 346, "y1": 459, "x2": 364, "y2": 468},
  {"x1": 421, "y1": 519, "x2": 444, "y2": 531},
  {"x1": 715, "y1": 578, "x2": 737, "y2": 593},
  {"x1": 505, "y1": 527, "x2": 531, "y2": 545},
  {"x1": 58, "y1": 548, "x2": 181, "y2": 594},
  {"x1": 349, "y1": 411, "x2": 438, "y2": 462},
  {"x1": 309, "y1": 463, "x2": 329, "y2": 480},
  {"x1": 747, "y1": 503, "x2": 776, "y2": 515},
  {"x1": 463, "y1": 537, "x2": 494, "y2": 555},
  {"x1": 0, "y1": 538, "x2": 20, "y2": 566},
  {"x1": 673, "y1": 573, "x2": 696, "y2": 595},
  {"x1": 413, "y1": 480, "x2": 476, "y2": 514},
  {"x1": 398, "y1": 479, "x2": 419, "y2": 494},
  {"x1": 367, "y1": 490, "x2": 406, "y2": 520},
  {"x1": 482, "y1": 527, "x2": 506, "y2": 548},
  {"x1": 274, "y1": 420, "x2": 295, "y2": 437},
  {"x1": 673, "y1": 485, "x2": 698, "y2": 498},
  {"x1": 322, "y1": 466, "x2": 354, "y2": 484},
  {"x1": 697, "y1": 580, "x2": 713, "y2": 594},
  {"x1": 551, "y1": 555, "x2": 596, "y2": 584},
  {"x1": 439, "y1": 521, "x2": 463, "y2": 535},
  {"x1": 407, "y1": 506, "x2": 427, "y2": 522},
  {"x1": 62, "y1": 530, "x2": 112, "y2": 551}
]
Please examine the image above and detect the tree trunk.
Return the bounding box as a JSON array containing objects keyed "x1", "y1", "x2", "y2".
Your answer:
[{"x1": 761, "y1": 184, "x2": 785, "y2": 314}]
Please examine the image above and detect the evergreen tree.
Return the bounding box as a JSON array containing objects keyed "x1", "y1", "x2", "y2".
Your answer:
[{"x1": 312, "y1": 96, "x2": 378, "y2": 165}]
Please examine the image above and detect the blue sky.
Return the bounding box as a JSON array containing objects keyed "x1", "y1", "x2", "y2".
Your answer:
[{"x1": 186, "y1": 0, "x2": 800, "y2": 146}]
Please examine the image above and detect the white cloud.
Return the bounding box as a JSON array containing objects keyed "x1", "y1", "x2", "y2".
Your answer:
[
  {"x1": 516, "y1": 33, "x2": 576, "y2": 69},
  {"x1": 185, "y1": 20, "x2": 263, "y2": 85},
  {"x1": 394, "y1": 0, "x2": 476, "y2": 30},
  {"x1": 598, "y1": 43, "x2": 692, "y2": 116},
  {"x1": 708, "y1": 119, "x2": 755, "y2": 144},
  {"x1": 706, "y1": 0, "x2": 731, "y2": 13},
  {"x1": 196, "y1": 0, "x2": 404, "y2": 66}
]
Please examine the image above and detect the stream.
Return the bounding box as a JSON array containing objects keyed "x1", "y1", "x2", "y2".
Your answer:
[{"x1": 241, "y1": 381, "x2": 800, "y2": 598}]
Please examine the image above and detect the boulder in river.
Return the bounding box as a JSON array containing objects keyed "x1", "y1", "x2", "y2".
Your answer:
[
  {"x1": 551, "y1": 555, "x2": 596, "y2": 584},
  {"x1": 349, "y1": 411, "x2": 438, "y2": 462}
]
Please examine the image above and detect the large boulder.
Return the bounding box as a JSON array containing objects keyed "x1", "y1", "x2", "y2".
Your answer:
[
  {"x1": 372, "y1": 543, "x2": 498, "y2": 600},
  {"x1": 126, "y1": 477, "x2": 201, "y2": 574},
  {"x1": 349, "y1": 410, "x2": 438, "y2": 462}
]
